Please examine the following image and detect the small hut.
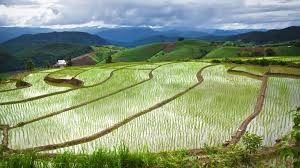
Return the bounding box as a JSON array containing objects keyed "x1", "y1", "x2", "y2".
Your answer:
[{"x1": 54, "y1": 60, "x2": 67, "y2": 68}]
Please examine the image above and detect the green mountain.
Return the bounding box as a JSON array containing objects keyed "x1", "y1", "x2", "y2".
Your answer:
[
  {"x1": 0, "y1": 32, "x2": 108, "y2": 72},
  {"x1": 228, "y1": 26, "x2": 300, "y2": 43}
]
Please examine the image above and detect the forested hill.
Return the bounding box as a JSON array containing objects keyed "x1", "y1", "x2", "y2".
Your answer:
[
  {"x1": 0, "y1": 32, "x2": 108, "y2": 72},
  {"x1": 228, "y1": 26, "x2": 300, "y2": 43}
]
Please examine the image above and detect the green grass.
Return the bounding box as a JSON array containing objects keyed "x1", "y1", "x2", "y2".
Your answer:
[
  {"x1": 112, "y1": 40, "x2": 215, "y2": 62},
  {"x1": 150, "y1": 40, "x2": 214, "y2": 61},
  {"x1": 112, "y1": 43, "x2": 164, "y2": 62},
  {"x1": 205, "y1": 47, "x2": 240, "y2": 58}
]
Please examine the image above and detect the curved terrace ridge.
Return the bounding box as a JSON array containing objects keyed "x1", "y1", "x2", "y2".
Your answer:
[
  {"x1": 8, "y1": 63, "x2": 173, "y2": 129},
  {"x1": 0, "y1": 65, "x2": 137, "y2": 106},
  {"x1": 8, "y1": 64, "x2": 215, "y2": 153}
]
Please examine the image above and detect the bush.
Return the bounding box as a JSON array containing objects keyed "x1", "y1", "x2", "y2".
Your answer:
[
  {"x1": 242, "y1": 132, "x2": 262, "y2": 153},
  {"x1": 106, "y1": 55, "x2": 112, "y2": 63},
  {"x1": 265, "y1": 48, "x2": 276, "y2": 56},
  {"x1": 211, "y1": 59, "x2": 221, "y2": 63},
  {"x1": 25, "y1": 59, "x2": 35, "y2": 71},
  {"x1": 177, "y1": 37, "x2": 185, "y2": 41}
]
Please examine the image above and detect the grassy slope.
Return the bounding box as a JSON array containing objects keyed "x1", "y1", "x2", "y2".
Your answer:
[
  {"x1": 91, "y1": 45, "x2": 125, "y2": 63},
  {"x1": 112, "y1": 43, "x2": 164, "y2": 62},
  {"x1": 112, "y1": 40, "x2": 215, "y2": 62},
  {"x1": 205, "y1": 47, "x2": 240, "y2": 58},
  {"x1": 150, "y1": 40, "x2": 214, "y2": 61}
]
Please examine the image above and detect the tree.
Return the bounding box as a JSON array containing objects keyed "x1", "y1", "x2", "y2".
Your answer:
[
  {"x1": 66, "y1": 56, "x2": 72, "y2": 66},
  {"x1": 25, "y1": 59, "x2": 35, "y2": 71},
  {"x1": 265, "y1": 48, "x2": 276, "y2": 56},
  {"x1": 177, "y1": 37, "x2": 185, "y2": 41},
  {"x1": 294, "y1": 40, "x2": 300, "y2": 47},
  {"x1": 106, "y1": 55, "x2": 112, "y2": 63},
  {"x1": 43, "y1": 60, "x2": 51, "y2": 68}
]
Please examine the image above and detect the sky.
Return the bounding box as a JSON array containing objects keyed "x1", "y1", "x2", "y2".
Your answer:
[{"x1": 0, "y1": 0, "x2": 299, "y2": 29}]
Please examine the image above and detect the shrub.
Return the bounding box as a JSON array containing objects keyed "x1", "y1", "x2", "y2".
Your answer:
[
  {"x1": 265, "y1": 48, "x2": 276, "y2": 56},
  {"x1": 211, "y1": 59, "x2": 221, "y2": 63},
  {"x1": 242, "y1": 132, "x2": 262, "y2": 153},
  {"x1": 106, "y1": 55, "x2": 112, "y2": 63},
  {"x1": 25, "y1": 59, "x2": 35, "y2": 71},
  {"x1": 177, "y1": 37, "x2": 185, "y2": 41}
]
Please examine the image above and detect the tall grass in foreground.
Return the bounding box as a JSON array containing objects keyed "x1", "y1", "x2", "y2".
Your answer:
[{"x1": 0, "y1": 145, "x2": 190, "y2": 168}]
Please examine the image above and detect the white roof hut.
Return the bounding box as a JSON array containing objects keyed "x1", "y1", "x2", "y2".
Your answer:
[{"x1": 54, "y1": 60, "x2": 67, "y2": 68}]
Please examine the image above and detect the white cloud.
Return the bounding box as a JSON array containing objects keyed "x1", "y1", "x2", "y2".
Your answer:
[{"x1": 0, "y1": 0, "x2": 299, "y2": 29}]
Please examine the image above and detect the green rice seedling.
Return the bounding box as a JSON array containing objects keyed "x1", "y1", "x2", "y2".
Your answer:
[
  {"x1": 232, "y1": 65, "x2": 268, "y2": 76},
  {"x1": 60, "y1": 65, "x2": 261, "y2": 152},
  {"x1": 247, "y1": 77, "x2": 300, "y2": 145},
  {"x1": 0, "y1": 72, "x2": 69, "y2": 102},
  {"x1": 8, "y1": 62, "x2": 207, "y2": 151},
  {"x1": 0, "y1": 82, "x2": 16, "y2": 91},
  {"x1": 270, "y1": 66, "x2": 300, "y2": 75},
  {"x1": 48, "y1": 68, "x2": 86, "y2": 80},
  {"x1": 76, "y1": 68, "x2": 113, "y2": 86},
  {"x1": 1, "y1": 68, "x2": 150, "y2": 126}
]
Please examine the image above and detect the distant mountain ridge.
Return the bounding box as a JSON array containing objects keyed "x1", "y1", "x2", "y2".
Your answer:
[
  {"x1": 1, "y1": 31, "x2": 108, "y2": 53},
  {"x1": 228, "y1": 26, "x2": 300, "y2": 43},
  {"x1": 0, "y1": 27, "x2": 52, "y2": 43}
]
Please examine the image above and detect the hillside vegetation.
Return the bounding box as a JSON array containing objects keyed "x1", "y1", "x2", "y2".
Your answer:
[
  {"x1": 112, "y1": 40, "x2": 215, "y2": 62},
  {"x1": 228, "y1": 26, "x2": 300, "y2": 43},
  {"x1": 0, "y1": 32, "x2": 108, "y2": 72},
  {"x1": 205, "y1": 47, "x2": 240, "y2": 58}
]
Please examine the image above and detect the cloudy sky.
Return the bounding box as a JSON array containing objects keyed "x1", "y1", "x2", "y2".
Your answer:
[{"x1": 0, "y1": 0, "x2": 299, "y2": 29}]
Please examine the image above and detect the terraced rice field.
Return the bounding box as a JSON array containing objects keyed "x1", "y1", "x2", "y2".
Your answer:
[{"x1": 0, "y1": 62, "x2": 299, "y2": 154}]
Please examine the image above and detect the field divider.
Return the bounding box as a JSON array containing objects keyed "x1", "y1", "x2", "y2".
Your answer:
[
  {"x1": 10, "y1": 64, "x2": 214, "y2": 153},
  {"x1": 266, "y1": 72, "x2": 300, "y2": 79},
  {"x1": 0, "y1": 125, "x2": 9, "y2": 151},
  {"x1": 8, "y1": 63, "x2": 172, "y2": 130},
  {"x1": 227, "y1": 66, "x2": 263, "y2": 80},
  {"x1": 224, "y1": 72, "x2": 269, "y2": 145},
  {"x1": 0, "y1": 65, "x2": 138, "y2": 106}
]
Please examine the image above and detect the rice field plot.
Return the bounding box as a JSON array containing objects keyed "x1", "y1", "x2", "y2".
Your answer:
[
  {"x1": 52, "y1": 65, "x2": 262, "y2": 153},
  {"x1": 47, "y1": 67, "x2": 91, "y2": 80},
  {"x1": 0, "y1": 82, "x2": 16, "y2": 91},
  {"x1": 8, "y1": 62, "x2": 209, "y2": 150},
  {"x1": 76, "y1": 68, "x2": 114, "y2": 86},
  {"x1": 0, "y1": 72, "x2": 70, "y2": 102},
  {"x1": 232, "y1": 65, "x2": 268, "y2": 76},
  {"x1": 247, "y1": 77, "x2": 300, "y2": 145},
  {"x1": 0, "y1": 67, "x2": 151, "y2": 126},
  {"x1": 269, "y1": 66, "x2": 300, "y2": 76}
]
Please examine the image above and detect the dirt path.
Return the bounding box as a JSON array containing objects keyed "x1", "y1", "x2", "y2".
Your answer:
[
  {"x1": 224, "y1": 74, "x2": 268, "y2": 145},
  {"x1": 9, "y1": 63, "x2": 172, "y2": 129},
  {"x1": 1, "y1": 125, "x2": 9, "y2": 151},
  {"x1": 11, "y1": 64, "x2": 214, "y2": 153},
  {"x1": 0, "y1": 65, "x2": 137, "y2": 106}
]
